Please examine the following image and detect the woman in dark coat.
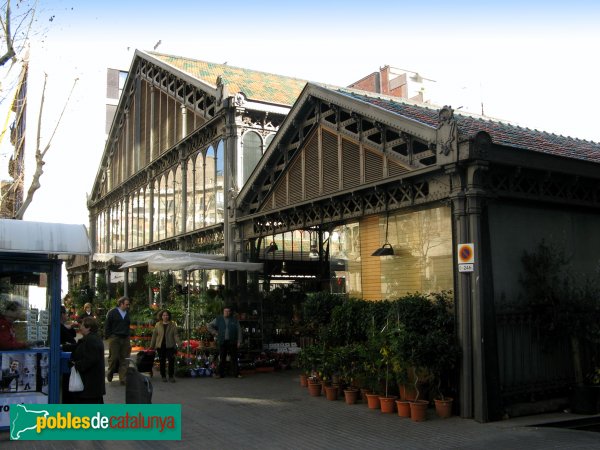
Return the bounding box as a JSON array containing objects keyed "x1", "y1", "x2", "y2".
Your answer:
[{"x1": 71, "y1": 317, "x2": 105, "y2": 404}]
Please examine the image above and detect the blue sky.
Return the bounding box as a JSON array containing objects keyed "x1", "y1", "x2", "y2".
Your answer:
[{"x1": 3, "y1": 0, "x2": 600, "y2": 225}]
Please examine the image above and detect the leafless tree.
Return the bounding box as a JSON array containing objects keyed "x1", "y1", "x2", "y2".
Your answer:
[
  {"x1": 13, "y1": 73, "x2": 77, "y2": 219},
  {"x1": 0, "y1": 1, "x2": 77, "y2": 219},
  {"x1": 0, "y1": 0, "x2": 38, "y2": 100}
]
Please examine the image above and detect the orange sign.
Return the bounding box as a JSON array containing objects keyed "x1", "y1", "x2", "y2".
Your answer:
[{"x1": 457, "y1": 243, "x2": 474, "y2": 264}]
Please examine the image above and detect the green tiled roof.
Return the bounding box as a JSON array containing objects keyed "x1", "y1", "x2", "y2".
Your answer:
[{"x1": 148, "y1": 51, "x2": 307, "y2": 106}]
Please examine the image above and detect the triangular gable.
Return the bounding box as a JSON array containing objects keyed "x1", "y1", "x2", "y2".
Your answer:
[
  {"x1": 237, "y1": 83, "x2": 439, "y2": 215},
  {"x1": 91, "y1": 50, "x2": 311, "y2": 203}
]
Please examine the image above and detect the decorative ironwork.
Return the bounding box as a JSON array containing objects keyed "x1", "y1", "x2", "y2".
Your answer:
[{"x1": 486, "y1": 165, "x2": 600, "y2": 208}]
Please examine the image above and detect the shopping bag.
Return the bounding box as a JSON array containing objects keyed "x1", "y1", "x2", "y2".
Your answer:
[{"x1": 69, "y1": 366, "x2": 84, "y2": 392}]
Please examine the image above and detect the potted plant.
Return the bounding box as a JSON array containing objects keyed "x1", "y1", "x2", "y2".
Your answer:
[
  {"x1": 297, "y1": 344, "x2": 321, "y2": 386},
  {"x1": 378, "y1": 323, "x2": 398, "y2": 413},
  {"x1": 338, "y1": 344, "x2": 361, "y2": 405},
  {"x1": 388, "y1": 292, "x2": 459, "y2": 421}
]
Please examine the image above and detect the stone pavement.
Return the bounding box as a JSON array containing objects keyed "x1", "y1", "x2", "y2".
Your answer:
[{"x1": 3, "y1": 367, "x2": 600, "y2": 449}]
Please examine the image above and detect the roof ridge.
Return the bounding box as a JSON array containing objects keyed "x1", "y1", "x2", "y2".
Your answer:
[
  {"x1": 338, "y1": 86, "x2": 600, "y2": 144},
  {"x1": 146, "y1": 50, "x2": 310, "y2": 83}
]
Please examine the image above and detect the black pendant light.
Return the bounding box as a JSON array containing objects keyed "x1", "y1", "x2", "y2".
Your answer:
[{"x1": 372, "y1": 208, "x2": 394, "y2": 257}]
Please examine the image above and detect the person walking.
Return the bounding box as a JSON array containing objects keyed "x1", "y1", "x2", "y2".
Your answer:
[
  {"x1": 207, "y1": 306, "x2": 243, "y2": 378},
  {"x1": 77, "y1": 303, "x2": 95, "y2": 323},
  {"x1": 71, "y1": 317, "x2": 105, "y2": 404},
  {"x1": 149, "y1": 309, "x2": 181, "y2": 383},
  {"x1": 60, "y1": 305, "x2": 78, "y2": 403},
  {"x1": 104, "y1": 296, "x2": 131, "y2": 385}
]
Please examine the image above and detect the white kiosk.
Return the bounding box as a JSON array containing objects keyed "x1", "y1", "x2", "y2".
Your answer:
[{"x1": 0, "y1": 219, "x2": 91, "y2": 430}]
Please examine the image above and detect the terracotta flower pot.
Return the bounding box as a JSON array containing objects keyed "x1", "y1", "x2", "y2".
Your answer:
[
  {"x1": 307, "y1": 381, "x2": 321, "y2": 397},
  {"x1": 360, "y1": 388, "x2": 372, "y2": 403},
  {"x1": 300, "y1": 374, "x2": 308, "y2": 387},
  {"x1": 396, "y1": 399, "x2": 411, "y2": 418},
  {"x1": 434, "y1": 397, "x2": 453, "y2": 418},
  {"x1": 409, "y1": 400, "x2": 429, "y2": 422},
  {"x1": 325, "y1": 385, "x2": 339, "y2": 401},
  {"x1": 365, "y1": 393, "x2": 381, "y2": 409},
  {"x1": 379, "y1": 396, "x2": 397, "y2": 413},
  {"x1": 399, "y1": 383, "x2": 417, "y2": 401},
  {"x1": 344, "y1": 388, "x2": 359, "y2": 405}
]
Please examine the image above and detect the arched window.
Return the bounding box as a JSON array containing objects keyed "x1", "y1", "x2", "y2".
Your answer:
[
  {"x1": 194, "y1": 152, "x2": 205, "y2": 228},
  {"x1": 156, "y1": 178, "x2": 164, "y2": 241},
  {"x1": 138, "y1": 187, "x2": 145, "y2": 247},
  {"x1": 145, "y1": 183, "x2": 152, "y2": 245},
  {"x1": 265, "y1": 133, "x2": 275, "y2": 149},
  {"x1": 205, "y1": 146, "x2": 216, "y2": 224},
  {"x1": 215, "y1": 140, "x2": 224, "y2": 223},
  {"x1": 242, "y1": 131, "x2": 262, "y2": 185},
  {"x1": 174, "y1": 166, "x2": 183, "y2": 235},
  {"x1": 128, "y1": 193, "x2": 136, "y2": 249},
  {"x1": 186, "y1": 156, "x2": 195, "y2": 231}
]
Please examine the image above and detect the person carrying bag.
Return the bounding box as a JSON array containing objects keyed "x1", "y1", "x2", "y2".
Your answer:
[
  {"x1": 70, "y1": 317, "x2": 105, "y2": 403},
  {"x1": 69, "y1": 366, "x2": 84, "y2": 392},
  {"x1": 149, "y1": 309, "x2": 181, "y2": 383}
]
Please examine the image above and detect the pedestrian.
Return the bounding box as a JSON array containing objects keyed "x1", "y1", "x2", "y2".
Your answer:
[
  {"x1": 104, "y1": 296, "x2": 131, "y2": 385},
  {"x1": 149, "y1": 309, "x2": 181, "y2": 383},
  {"x1": 77, "y1": 302, "x2": 95, "y2": 323},
  {"x1": 60, "y1": 305, "x2": 77, "y2": 351},
  {"x1": 70, "y1": 317, "x2": 105, "y2": 404},
  {"x1": 207, "y1": 306, "x2": 243, "y2": 378},
  {"x1": 60, "y1": 305, "x2": 78, "y2": 403}
]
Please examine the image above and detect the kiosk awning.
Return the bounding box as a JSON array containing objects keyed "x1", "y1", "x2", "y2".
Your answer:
[
  {"x1": 93, "y1": 250, "x2": 263, "y2": 272},
  {"x1": 0, "y1": 219, "x2": 91, "y2": 255}
]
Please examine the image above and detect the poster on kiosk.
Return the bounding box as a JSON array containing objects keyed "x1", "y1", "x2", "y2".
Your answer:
[{"x1": 0, "y1": 219, "x2": 91, "y2": 430}]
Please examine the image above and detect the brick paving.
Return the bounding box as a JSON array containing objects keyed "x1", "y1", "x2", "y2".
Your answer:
[{"x1": 3, "y1": 367, "x2": 600, "y2": 449}]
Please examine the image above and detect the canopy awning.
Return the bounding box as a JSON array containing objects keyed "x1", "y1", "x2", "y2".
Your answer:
[
  {"x1": 93, "y1": 250, "x2": 263, "y2": 272},
  {"x1": 0, "y1": 219, "x2": 91, "y2": 255}
]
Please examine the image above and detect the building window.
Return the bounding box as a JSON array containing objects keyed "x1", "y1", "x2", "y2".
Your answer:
[{"x1": 242, "y1": 131, "x2": 262, "y2": 185}]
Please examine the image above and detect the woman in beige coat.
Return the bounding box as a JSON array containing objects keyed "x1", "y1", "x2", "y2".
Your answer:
[{"x1": 149, "y1": 310, "x2": 181, "y2": 382}]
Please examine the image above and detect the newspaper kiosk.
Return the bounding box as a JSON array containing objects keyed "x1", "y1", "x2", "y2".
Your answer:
[{"x1": 0, "y1": 219, "x2": 90, "y2": 430}]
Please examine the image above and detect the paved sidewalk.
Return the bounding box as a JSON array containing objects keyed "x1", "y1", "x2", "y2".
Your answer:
[{"x1": 3, "y1": 368, "x2": 600, "y2": 449}]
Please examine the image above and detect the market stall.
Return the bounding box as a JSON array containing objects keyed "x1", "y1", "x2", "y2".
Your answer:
[{"x1": 0, "y1": 219, "x2": 91, "y2": 429}]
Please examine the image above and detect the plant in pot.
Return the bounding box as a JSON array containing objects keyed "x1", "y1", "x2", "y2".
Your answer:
[
  {"x1": 360, "y1": 336, "x2": 384, "y2": 409},
  {"x1": 338, "y1": 344, "x2": 361, "y2": 404},
  {"x1": 299, "y1": 344, "x2": 323, "y2": 380},
  {"x1": 427, "y1": 292, "x2": 460, "y2": 418},
  {"x1": 378, "y1": 322, "x2": 399, "y2": 413},
  {"x1": 391, "y1": 292, "x2": 458, "y2": 421}
]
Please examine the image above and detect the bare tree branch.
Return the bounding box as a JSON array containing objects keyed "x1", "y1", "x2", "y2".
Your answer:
[
  {"x1": 14, "y1": 74, "x2": 78, "y2": 219},
  {"x1": 0, "y1": 0, "x2": 16, "y2": 67}
]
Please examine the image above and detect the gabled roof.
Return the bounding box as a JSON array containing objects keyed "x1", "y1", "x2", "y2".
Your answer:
[
  {"x1": 338, "y1": 90, "x2": 600, "y2": 164},
  {"x1": 148, "y1": 51, "x2": 308, "y2": 106}
]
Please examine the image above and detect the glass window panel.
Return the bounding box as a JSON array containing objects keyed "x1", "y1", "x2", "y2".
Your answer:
[
  {"x1": 242, "y1": 132, "x2": 262, "y2": 185},
  {"x1": 0, "y1": 268, "x2": 53, "y2": 394},
  {"x1": 195, "y1": 152, "x2": 204, "y2": 228},
  {"x1": 205, "y1": 146, "x2": 216, "y2": 225},
  {"x1": 380, "y1": 207, "x2": 453, "y2": 299},
  {"x1": 215, "y1": 141, "x2": 224, "y2": 223},
  {"x1": 186, "y1": 159, "x2": 194, "y2": 231},
  {"x1": 174, "y1": 166, "x2": 183, "y2": 235},
  {"x1": 165, "y1": 171, "x2": 174, "y2": 238}
]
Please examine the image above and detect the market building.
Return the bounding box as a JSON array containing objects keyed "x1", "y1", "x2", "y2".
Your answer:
[{"x1": 83, "y1": 50, "x2": 600, "y2": 422}]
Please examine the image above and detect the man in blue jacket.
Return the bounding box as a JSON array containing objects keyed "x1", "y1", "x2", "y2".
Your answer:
[
  {"x1": 207, "y1": 306, "x2": 242, "y2": 378},
  {"x1": 104, "y1": 297, "x2": 131, "y2": 385}
]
